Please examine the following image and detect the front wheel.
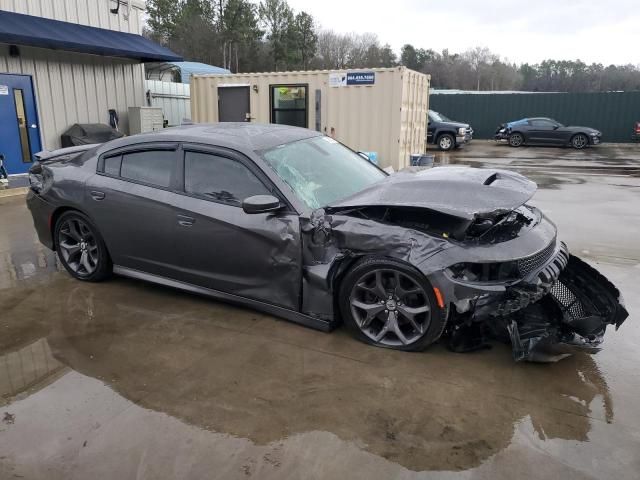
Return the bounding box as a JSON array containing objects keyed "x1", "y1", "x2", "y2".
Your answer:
[
  {"x1": 571, "y1": 133, "x2": 589, "y2": 149},
  {"x1": 508, "y1": 132, "x2": 524, "y2": 147},
  {"x1": 55, "y1": 211, "x2": 112, "y2": 282},
  {"x1": 437, "y1": 133, "x2": 455, "y2": 151},
  {"x1": 339, "y1": 257, "x2": 447, "y2": 351}
]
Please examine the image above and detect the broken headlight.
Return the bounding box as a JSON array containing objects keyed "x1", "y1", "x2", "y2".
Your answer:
[{"x1": 448, "y1": 261, "x2": 520, "y2": 283}]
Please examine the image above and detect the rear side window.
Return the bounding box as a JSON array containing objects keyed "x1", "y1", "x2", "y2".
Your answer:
[
  {"x1": 120, "y1": 150, "x2": 175, "y2": 188},
  {"x1": 184, "y1": 151, "x2": 270, "y2": 206},
  {"x1": 103, "y1": 155, "x2": 122, "y2": 176}
]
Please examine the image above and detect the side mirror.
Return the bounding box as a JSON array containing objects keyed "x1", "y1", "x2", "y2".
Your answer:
[
  {"x1": 242, "y1": 194, "x2": 282, "y2": 214},
  {"x1": 553, "y1": 125, "x2": 560, "y2": 130}
]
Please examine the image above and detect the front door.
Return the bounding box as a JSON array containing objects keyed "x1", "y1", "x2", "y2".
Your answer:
[
  {"x1": 173, "y1": 146, "x2": 301, "y2": 310},
  {"x1": 218, "y1": 86, "x2": 250, "y2": 122},
  {"x1": 528, "y1": 119, "x2": 563, "y2": 145},
  {"x1": 0, "y1": 74, "x2": 41, "y2": 175}
]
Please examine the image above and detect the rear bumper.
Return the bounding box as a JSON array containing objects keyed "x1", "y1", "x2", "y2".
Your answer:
[{"x1": 26, "y1": 191, "x2": 55, "y2": 250}]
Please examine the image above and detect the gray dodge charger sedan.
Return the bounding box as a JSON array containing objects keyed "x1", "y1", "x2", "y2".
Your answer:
[{"x1": 26, "y1": 123, "x2": 628, "y2": 361}]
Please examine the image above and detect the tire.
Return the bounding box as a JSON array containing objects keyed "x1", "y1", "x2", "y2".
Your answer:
[
  {"x1": 54, "y1": 211, "x2": 112, "y2": 282},
  {"x1": 571, "y1": 133, "x2": 589, "y2": 149},
  {"x1": 508, "y1": 132, "x2": 524, "y2": 147},
  {"x1": 338, "y1": 257, "x2": 447, "y2": 352},
  {"x1": 437, "y1": 133, "x2": 455, "y2": 151}
]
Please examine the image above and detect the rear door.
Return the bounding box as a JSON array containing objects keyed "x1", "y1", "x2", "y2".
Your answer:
[
  {"x1": 172, "y1": 144, "x2": 301, "y2": 310},
  {"x1": 85, "y1": 144, "x2": 182, "y2": 278},
  {"x1": 218, "y1": 86, "x2": 250, "y2": 122}
]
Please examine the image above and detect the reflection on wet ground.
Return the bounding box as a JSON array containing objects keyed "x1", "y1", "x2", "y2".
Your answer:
[
  {"x1": 1, "y1": 147, "x2": 640, "y2": 478},
  {"x1": 434, "y1": 142, "x2": 640, "y2": 190}
]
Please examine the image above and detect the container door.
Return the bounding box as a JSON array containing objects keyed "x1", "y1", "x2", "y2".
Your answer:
[
  {"x1": 0, "y1": 74, "x2": 42, "y2": 175},
  {"x1": 218, "y1": 86, "x2": 250, "y2": 122}
]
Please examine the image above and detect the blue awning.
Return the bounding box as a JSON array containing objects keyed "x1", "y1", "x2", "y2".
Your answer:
[{"x1": 0, "y1": 10, "x2": 182, "y2": 63}]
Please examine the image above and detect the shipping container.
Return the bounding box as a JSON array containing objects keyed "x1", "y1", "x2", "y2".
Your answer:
[{"x1": 190, "y1": 67, "x2": 430, "y2": 170}]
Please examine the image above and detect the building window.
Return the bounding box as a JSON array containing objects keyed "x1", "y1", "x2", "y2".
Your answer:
[
  {"x1": 271, "y1": 85, "x2": 308, "y2": 128},
  {"x1": 13, "y1": 89, "x2": 32, "y2": 163}
]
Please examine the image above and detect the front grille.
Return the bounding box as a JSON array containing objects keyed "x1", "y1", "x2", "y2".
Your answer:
[
  {"x1": 550, "y1": 280, "x2": 588, "y2": 320},
  {"x1": 517, "y1": 241, "x2": 556, "y2": 277}
]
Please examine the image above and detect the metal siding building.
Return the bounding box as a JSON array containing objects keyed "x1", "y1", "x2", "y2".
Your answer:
[
  {"x1": 191, "y1": 67, "x2": 430, "y2": 170},
  {"x1": 430, "y1": 91, "x2": 640, "y2": 142},
  {"x1": 0, "y1": 0, "x2": 180, "y2": 175}
]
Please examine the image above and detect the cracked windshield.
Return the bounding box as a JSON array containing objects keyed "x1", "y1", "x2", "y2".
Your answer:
[{"x1": 261, "y1": 136, "x2": 386, "y2": 209}]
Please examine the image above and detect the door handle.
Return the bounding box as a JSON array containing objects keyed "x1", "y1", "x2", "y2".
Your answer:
[
  {"x1": 90, "y1": 190, "x2": 105, "y2": 201},
  {"x1": 177, "y1": 214, "x2": 195, "y2": 227}
]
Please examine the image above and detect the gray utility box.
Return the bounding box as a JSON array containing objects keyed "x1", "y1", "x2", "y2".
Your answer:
[{"x1": 128, "y1": 107, "x2": 164, "y2": 135}]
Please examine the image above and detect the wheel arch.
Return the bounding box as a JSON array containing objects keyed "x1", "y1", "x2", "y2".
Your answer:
[
  {"x1": 570, "y1": 131, "x2": 590, "y2": 143},
  {"x1": 435, "y1": 130, "x2": 456, "y2": 142}
]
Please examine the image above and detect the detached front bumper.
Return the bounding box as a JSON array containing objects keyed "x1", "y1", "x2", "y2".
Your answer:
[
  {"x1": 443, "y1": 241, "x2": 628, "y2": 362},
  {"x1": 506, "y1": 255, "x2": 628, "y2": 361}
]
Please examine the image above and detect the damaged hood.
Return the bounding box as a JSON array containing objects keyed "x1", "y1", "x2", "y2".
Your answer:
[{"x1": 329, "y1": 166, "x2": 537, "y2": 220}]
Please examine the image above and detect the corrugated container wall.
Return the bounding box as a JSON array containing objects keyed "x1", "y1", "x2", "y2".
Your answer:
[
  {"x1": 430, "y1": 91, "x2": 640, "y2": 142},
  {"x1": 191, "y1": 67, "x2": 430, "y2": 170},
  {"x1": 0, "y1": 0, "x2": 146, "y2": 149}
]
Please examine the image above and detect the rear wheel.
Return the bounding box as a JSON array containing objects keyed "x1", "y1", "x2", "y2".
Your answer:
[
  {"x1": 339, "y1": 257, "x2": 447, "y2": 351},
  {"x1": 437, "y1": 133, "x2": 455, "y2": 151},
  {"x1": 508, "y1": 132, "x2": 524, "y2": 147},
  {"x1": 55, "y1": 211, "x2": 112, "y2": 282},
  {"x1": 571, "y1": 133, "x2": 589, "y2": 149}
]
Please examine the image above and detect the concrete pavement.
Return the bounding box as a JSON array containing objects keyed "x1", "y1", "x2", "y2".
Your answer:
[{"x1": 1, "y1": 143, "x2": 639, "y2": 479}]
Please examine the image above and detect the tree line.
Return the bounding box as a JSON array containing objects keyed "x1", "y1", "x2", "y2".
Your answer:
[
  {"x1": 145, "y1": 0, "x2": 640, "y2": 92},
  {"x1": 145, "y1": 0, "x2": 397, "y2": 74}
]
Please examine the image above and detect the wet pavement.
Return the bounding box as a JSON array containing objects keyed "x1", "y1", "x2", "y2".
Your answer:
[{"x1": 1, "y1": 143, "x2": 640, "y2": 479}]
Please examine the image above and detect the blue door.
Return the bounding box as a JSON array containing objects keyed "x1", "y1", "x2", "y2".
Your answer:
[{"x1": 0, "y1": 74, "x2": 42, "y2": 175}]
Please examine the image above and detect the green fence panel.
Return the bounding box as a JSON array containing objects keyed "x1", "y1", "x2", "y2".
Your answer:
[{"x1": 430, "y1": 92, "x2": 640, "y2": 143}]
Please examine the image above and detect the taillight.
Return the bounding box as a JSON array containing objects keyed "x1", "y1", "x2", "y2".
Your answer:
[{"x1": 635, "y1": 122, "x2": 640, "y2": 134}]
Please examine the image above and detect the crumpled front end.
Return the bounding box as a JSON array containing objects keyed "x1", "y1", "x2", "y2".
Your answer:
[
  {"x1": 504, "y1": 254, "x2": 628, "y2": 361},
  {"x1": 446, "y1": 245, "x2": 629, "y2": 362}
]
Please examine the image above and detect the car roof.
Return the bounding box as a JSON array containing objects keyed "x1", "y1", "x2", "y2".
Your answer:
[{"x1": 95, "y1": 123, "x2": 322, "y2": 155}]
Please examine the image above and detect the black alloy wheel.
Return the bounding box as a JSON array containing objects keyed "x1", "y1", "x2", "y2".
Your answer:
[
  {"x1": 55, "y1": 211, "x2": 112, "y2": 282},
  {"x1": 509, "y1": 133, "x2": 524, "y2": 147},
  {"x1": 339, "y1": 258, "x2": 447, "y2": 351},
  {"x1": 571, "y1": 133, "x2": 589, "y2": 149}
]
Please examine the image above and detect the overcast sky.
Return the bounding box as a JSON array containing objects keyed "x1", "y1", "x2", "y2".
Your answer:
[{"x1": 287, "y1": 0, "x2": 639, "y2": 65}]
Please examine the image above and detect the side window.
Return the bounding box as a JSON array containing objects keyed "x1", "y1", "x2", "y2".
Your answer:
[
  {"x1": 531, "y1": 119, "x2": 553, "y2": 128},
  {"x1": 103, "y1": 155, "x2": 122, "y2": 176},
  {"x1": 120, "y1": 150, "x2": 175, "y2": 188},
  {"x1": 184, "y1": 151, "x2": 270, "y2": 206}
]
